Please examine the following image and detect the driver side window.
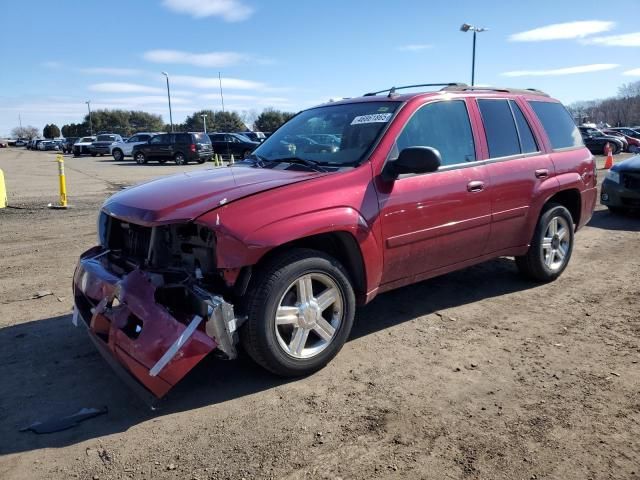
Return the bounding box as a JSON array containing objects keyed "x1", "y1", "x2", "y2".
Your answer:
[
  {"x1": 149, "y1": 135, "x2": 165, "y2": 144},
  {"x1": 396, "y1": 100, "x2": 476, "y2": 167}
]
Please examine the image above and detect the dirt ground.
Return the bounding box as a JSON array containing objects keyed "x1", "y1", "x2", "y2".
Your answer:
[{"x1": 0, "y1": 148, "x2": 638, "y2": 480}]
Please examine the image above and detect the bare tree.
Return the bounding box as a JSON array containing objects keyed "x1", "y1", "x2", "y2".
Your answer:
[{"x1": 11, "y1": 125, "x2": 39, "y2": 139}]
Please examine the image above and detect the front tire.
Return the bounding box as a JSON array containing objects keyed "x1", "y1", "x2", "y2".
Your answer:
[
  {"x1": 516, "y1": 204, "x2": 574, "y2": 282},
  {"x1": 241, "y1": 249, "x2": 356, "y2": 377},
  {"x1": 134, "y1": 152, "x2": 147, "y2": 164},
  {"x1": 112, "y1": 149, "x2": 123, "y2": 161}
]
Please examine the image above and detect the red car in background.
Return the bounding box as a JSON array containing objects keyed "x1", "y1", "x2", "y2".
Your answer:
[
  {"x1": 604, "y1": 129, "x2": 640, "y2": 152},
  {"x1": 73, "y1": 83, "x2": 597, "y2": 400}
]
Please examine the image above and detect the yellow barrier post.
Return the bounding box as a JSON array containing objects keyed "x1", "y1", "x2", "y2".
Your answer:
[
  {"x1": 0, "y1": 169, "x2": 7, "y2": 209},
  {"x1": 48, "y1": 154, "x2": 68, "y2": 209}
]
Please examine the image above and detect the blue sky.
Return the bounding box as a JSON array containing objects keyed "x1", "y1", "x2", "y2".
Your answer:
[{"x1": 2, "y1": 0, "x2": 640, "y2": 136}]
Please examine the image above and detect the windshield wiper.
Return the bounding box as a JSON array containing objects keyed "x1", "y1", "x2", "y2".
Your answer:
[
  {"x1": 245, "y1": 153, "x2": 268, "y2": 167},
  {"x1": 265, "y1": 156, "x2": 328, "y2": 172}
]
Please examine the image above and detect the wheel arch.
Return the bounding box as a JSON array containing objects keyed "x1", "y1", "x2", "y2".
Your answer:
[
  {"x1": 544, "y1": 188, "x2": 582, "y2": 227},
  {"x1": 253, "y1": 231, "x2": 367, "y2": 302}
]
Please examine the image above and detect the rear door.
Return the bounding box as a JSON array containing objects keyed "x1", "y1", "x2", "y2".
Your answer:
[
  {"x1": 377, "y1": 98, "x2": 492, "y2": 284},
  {"x1": 477, "y1": 98, "x2": 555, "y2": 252},
  {"x1": 192, "y1": 132, "x2": 212, "y2": 154},
  {"x1": 146, "y1": 134, "x2": 168, "y2": 158}
]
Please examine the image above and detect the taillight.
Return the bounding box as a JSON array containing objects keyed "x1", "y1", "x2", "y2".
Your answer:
[{"x1": 190, "y1": 144, "x2": 196, "y2": 153}]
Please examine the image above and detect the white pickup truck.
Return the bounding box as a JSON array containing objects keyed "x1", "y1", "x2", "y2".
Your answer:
[{"x1": 110, "y1": 132, "x2": 160, "y2": 161}]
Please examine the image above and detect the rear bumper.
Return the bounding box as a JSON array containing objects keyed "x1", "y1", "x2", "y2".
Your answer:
[
  {"x1": 601, "y1": 179, "x2": 640, "y2": 209},
  {"x1": 72, "y1": 247, "x2": 239, "y2": 398}
]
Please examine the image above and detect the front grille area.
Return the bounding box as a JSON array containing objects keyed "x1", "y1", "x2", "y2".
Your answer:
[
  {"x1": 107, "y1": 217, "x2": 152, "y2": 260},
  {"x1": 622, "y1": 172, "x2": 640, "y2": 191}
]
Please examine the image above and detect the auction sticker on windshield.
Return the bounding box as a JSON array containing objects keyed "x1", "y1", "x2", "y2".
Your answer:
[{"x1": 351, "y1": 113, "x2": 393, "y2": 125}]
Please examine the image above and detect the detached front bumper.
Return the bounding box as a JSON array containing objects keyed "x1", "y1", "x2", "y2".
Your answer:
[{"x1": 72, "y1": 247, "x2": 240, "y2": 399}]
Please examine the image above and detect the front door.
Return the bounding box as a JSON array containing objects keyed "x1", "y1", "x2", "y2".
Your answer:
[{"x1": 376, "y1": 99, "x2": 492, "y2": 285}]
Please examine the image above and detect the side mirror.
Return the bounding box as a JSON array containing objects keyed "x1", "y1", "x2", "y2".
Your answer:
[{"x1": 383, "y1": 146, "x2": 441, "y2": 181}]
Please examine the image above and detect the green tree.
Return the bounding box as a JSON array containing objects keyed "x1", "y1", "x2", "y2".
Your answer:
[
  {"x1": 62, "y1": 123, "x2": 89, "y2": 137},
  {"x1": 48, "y1": 124, "x2": 60, "y2": 138},
  {"x1": 42, "y1": 124, "x2": 50, "y2": 139},
  {"x1": 183, "y1": 109, "x2": 216, "y2": 132},
  {"x1": 254, "y1": 109, "x2": 297, "y2": 132},
  {"x1": 79, "y1": 109, "x2": 164, "y2": 136}
]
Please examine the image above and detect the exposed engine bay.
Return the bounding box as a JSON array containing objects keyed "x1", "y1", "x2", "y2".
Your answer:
[{"x1": 72, "y1": 214, "x2": 245, "y2": 400}]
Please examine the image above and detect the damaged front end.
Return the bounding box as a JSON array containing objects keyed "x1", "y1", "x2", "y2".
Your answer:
[{"x1": 73, "y1": 213, "x2": 243, "y2": 400}]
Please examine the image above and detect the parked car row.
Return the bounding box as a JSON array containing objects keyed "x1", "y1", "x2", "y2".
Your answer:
[{"x1": 579, "y1": 125, "x2": 640, "y2": 154}]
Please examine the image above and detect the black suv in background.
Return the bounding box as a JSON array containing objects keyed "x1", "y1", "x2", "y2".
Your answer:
[
  {"x1": 208, "y1": 133, "x2": 259, "y2": 159},
  {"x1": 61, "y1": 137, "x2": 79, "y2": 153},
  {"x1": 132, "y1": 132, "x2": 212, "y2": 165}
]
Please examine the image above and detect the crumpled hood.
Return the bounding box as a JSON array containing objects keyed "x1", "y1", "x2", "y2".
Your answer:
[
  {"x1": 612, "y1": 154, "x2": 640, "y2": 172},
  {"x1": 102, "y1": 166, "x2": 324, "y2": 225}
]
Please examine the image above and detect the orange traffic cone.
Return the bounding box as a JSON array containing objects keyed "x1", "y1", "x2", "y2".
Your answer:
[{"x1": 604, "y1": 143, "x2": 614, "y2": 169}]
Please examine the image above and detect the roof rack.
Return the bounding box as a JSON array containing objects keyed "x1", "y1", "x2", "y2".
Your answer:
[
  {"x1": 440, "y1": 85, "x2": 550, "y2": 97},
  {"x1": 363, "y1": 83, "x2": 468, "y2": 98}
]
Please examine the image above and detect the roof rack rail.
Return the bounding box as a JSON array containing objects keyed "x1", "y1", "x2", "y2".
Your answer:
[
  {"x1": 440, "y1": 85, "x2": 550, "y2": 97},
  {"x1": 364, "y1": 83, "x2": 468, "y2": 97}
]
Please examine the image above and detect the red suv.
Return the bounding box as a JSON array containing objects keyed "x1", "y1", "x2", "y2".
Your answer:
[{"x1": 73, "y1": 83, "x2": 597, "y2": 399}]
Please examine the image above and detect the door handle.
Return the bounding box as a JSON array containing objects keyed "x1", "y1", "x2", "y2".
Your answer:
[
  {"x1": 535, "y1": 169, "x2": 549, "y2": 179},
  {"x1": 467, "y1": 180, "x2": 485, "y2": 192}
]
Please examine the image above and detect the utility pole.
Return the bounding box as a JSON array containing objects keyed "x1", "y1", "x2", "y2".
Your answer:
[
  {"x1": 201, "y1": 114, "x2": 208, "y2": 133},
  {"x1": 162, "y1": 71, "x2": 174, "y2": 132},
  {"x1": 460, "y1": 23, "x2": 488, "y2": 86},
  {"x1": 218, "y1": 72, "x2": 225, "y2": 113},
  {"x1": 85, "y1": 100, "x2": 93, "y2": 135}
]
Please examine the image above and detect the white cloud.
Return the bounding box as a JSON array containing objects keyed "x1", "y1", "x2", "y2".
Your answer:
[
  {"x1": 623, "y1": 68, "x2": 640, "y2": 76},
  {"x1": 162, "y1": 0, "x2": 253, "y2": 22},
  {"x1": 143, "y1": 49, "x2": 251, "y2": 67},
  {"x1": 398, "y1": 44, "x2": 432, "y2": 52},
  {"x1": 88, "y1": 83, "x2": 164, "y2": 94},
  {"x1": 80, "y1": 67, "x2": 143, "y2": 76},
  {"x1": 42, "y1": 61, "x2": 62, "y2": 69},
  {"x1": 501, "y1": 63, "x2": 619, "y2": 77},
  {"x1": 169, "y1": 75, "x2": 266, "y2": 90},
  {"x1": 509, "y1": 20, "x2": 614, "y2": 42},
  {"x1": 101, "y1": 96, "x2": 191, "y2": 105},
  {"x1": 581, "y1": 32, "x2": 640, "y2": 47}
]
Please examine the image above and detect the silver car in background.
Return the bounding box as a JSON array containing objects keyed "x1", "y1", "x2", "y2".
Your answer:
[{"x1": 111, "y1": 132, "x2": 160, "y2": 161}]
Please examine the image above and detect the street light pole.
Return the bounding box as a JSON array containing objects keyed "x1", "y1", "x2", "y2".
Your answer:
[
  {"x1": 460, "y1": 23, "x2": 487, "y2": 86},
  {"x1": 201, "y1": 114, "x2": 208, "y2": 133},
  {"x1": 85, "y1": 100, "x2": 93, "y2": 135},
  {"x1": 162, "y1": 71, "x2": 174, "y2": 132}
]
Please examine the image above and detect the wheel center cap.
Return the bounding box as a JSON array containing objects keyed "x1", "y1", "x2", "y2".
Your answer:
[
  {"x1": 551, "y1": 235, "x2": 560, "y2": 249},
  {"x1": 299, "y1": 301, "x2": 319, "y2": 328}
]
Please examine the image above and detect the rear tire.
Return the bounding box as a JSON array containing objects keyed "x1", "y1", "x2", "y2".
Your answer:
[
  {"x1": 241, "y1": 248, "x2": 356, "y2": 377},
  {"x1": 134, "y1": 152, "x2": 147, "y2": 164},
  {"x1": 516, "y1": 203, "x2": 574, "y2": 282},
  {"x1": 91, "y1": 153, "x2": 97, "y2": 157},
  {"x1": 174, "y1": 152, "x2": 187, "y2": 165},
  {"x1": 112, "y1": 149, "x2": 123, "y2": 161}
]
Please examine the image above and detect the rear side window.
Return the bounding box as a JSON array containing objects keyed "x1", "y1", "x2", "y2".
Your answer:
[
  {"x1": 510, "y1": 101, "x2": 538, "y2": 154},
  {"x1": 529, "y1": 101, "x2": 582, "y2": 149},
  {"x1": 174, "y1": 133, "x2": 190, "y2": 144},
  {"x1": 477, "y1": 99, "x2": 520, "y2": 158},
  {"x1": 396, "y1": 100, "x2": 475, "y2": 167},
  {"x1": 192, "y1": 132, "x2": 211, "y2": 143}
]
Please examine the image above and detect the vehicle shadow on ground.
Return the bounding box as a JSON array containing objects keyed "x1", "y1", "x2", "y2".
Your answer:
[
  {"x1": 587, "y1": 209, "x2": 640, "y2": 232},
  {"x1": 0, "y1": 257, "x2": 534, "y2": 456}
]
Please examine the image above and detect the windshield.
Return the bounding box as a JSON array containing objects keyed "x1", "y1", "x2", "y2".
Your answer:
[
  {"x1": 80, "y1": 137, "x2": 94, "y2": 143},
  {"x1": 252, "y1": 101, "x2": 401, "y2": 166},
  {"x1": 97, "y1": 135, "x2": 117, "y2": 141},
  {"x1": 233, "y1": 133, "x2": 253, "y2": 142}
]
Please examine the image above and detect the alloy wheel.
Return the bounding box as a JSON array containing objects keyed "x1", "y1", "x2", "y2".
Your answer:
[
  {"x1": 540, "y1": 216, "x2": 571, "y2": 271},
  {"x1": 274, "y1": 272, "x2": 343, "y2": 359}
]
